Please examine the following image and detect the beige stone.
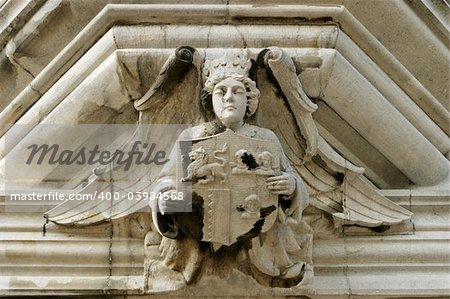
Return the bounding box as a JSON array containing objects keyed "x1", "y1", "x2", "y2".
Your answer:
[{"x1": 0, "y1": 1, "x2": 449, "y2": 298}]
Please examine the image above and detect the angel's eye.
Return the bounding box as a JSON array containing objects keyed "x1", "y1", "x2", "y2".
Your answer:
[{"x1": 234, "y1": 87, "x2": 245, "y2": 94}]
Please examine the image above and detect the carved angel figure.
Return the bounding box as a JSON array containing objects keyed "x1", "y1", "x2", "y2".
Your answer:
[
  {"x1": 45, "y1": 46, "x2": 412, "y2": 292},
  {"x1": 147, "y1": 50, "x2": 310, "y2": 287}
]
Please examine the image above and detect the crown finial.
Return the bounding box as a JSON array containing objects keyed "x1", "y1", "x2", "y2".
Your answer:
[{"x1": 203, "y1": 50, "x2": 252, "y2": 85}]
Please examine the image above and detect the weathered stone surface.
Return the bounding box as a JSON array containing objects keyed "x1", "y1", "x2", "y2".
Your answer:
[{"x1": 0, "y1": 1, "x2": 449, "y2": 298}]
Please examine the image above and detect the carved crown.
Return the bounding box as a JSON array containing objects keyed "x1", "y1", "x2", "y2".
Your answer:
[{"x1": 203, "y1": 50, "x2": 252, "y2": 85}]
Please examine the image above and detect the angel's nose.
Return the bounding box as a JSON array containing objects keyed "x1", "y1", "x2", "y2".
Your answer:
[{"x1": 223, "y1": 88, "x2": 234, "y2": 102}]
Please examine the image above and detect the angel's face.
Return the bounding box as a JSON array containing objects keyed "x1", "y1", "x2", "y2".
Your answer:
[{"x1": 212, "y1": 78, "x2": 247, "y2": 130}]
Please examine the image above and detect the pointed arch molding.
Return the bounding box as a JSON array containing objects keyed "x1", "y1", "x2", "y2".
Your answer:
[
  {"x1": 1, "y1": 3, "x2": 450, "y2": 298},
  {"x1": 0, "y1": 4, "x2": 448, "y2": 188}
]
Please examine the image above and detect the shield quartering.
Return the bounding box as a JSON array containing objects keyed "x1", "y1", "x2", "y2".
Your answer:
[{"x1": 177, "y1": 129, "x2": 280, "y2": 247}]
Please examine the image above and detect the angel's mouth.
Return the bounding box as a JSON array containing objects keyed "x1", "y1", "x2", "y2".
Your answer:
[{"x1": 224, "y1": 105, "x2": 236, "y2": 110}]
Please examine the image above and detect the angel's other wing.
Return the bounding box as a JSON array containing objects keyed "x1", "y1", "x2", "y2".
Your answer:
[
  {"x1": 259, "y1": 47, "x2": 412, "y2": 227},
  {"x1": 45, "y1": 46, "x2": 202, "y2": 225}
]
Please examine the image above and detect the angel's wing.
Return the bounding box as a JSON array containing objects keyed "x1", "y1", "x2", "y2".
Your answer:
[
  {"x1": 45, "y1": 46, "x2": 203, "y2": 225},
  {"x1": 258, "y1": 47, "x2": 412, "y2": 227}
]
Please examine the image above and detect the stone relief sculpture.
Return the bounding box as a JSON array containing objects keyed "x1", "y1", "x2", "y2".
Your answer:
[
  {"x1": 231, "y1": 149, "x2": 254, "y2": 174},
  {"x1": 255, "y1": 151, "x2": 276, "y2": 176},
  {"x1": 144, "y1": 50, "x2": 311, "y2": 289},
  {"x1": 45, "y1": 46, "x2": 413, "y2": 293},
  {"x1": 181, "y1": 144, "x2": 228, "y2": 185}
]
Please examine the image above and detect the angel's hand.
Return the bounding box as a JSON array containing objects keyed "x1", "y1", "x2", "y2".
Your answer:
[{"x1": 266, "y1": 173, "x2": 296, "y2": 196}]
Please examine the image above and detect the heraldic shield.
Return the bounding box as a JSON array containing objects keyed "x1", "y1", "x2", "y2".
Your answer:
[{"x1": 177, "y1": 130, "x2": 281, "y2": 247}]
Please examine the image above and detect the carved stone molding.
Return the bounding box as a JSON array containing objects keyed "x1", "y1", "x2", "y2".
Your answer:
[
  {"x1": 1, "y1": 1, "x2": 449, "y2": 298},
  {"x1": 0, "y1": 4, "x2": 448, "y2": 136}
]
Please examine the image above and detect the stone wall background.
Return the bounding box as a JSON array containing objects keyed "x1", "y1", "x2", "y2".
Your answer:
[{"x1": 0, "y1": 1, "x2": 449, "y2": 298}]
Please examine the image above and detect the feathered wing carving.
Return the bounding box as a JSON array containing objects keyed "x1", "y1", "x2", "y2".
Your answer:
[
  {"x1": 46, "y1": 46, "x2": 412, "y2": 228},
  {"x1": 45, "y1": 46, "x2": 203, "y2": 225},
  {"x1": 259, "y1": 47, "x2": 412, "y2": 227}
]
